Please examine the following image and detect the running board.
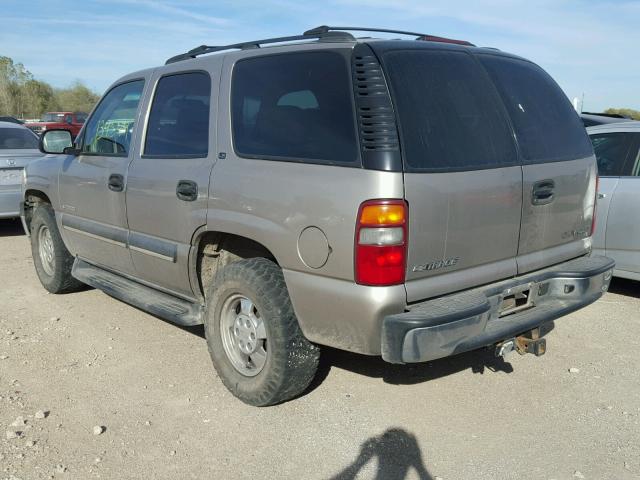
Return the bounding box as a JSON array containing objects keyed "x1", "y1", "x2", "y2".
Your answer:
[{"x1": 72, "y1": 259, "x2": 203, "y2": 326}]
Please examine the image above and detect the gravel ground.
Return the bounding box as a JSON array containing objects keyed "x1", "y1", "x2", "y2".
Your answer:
[{"x1": 1, "y1": 218, "x2": 639, "y2": 480}]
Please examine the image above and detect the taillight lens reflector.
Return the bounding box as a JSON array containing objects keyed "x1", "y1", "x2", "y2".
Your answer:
[{"x1": 355, "y1": 200, "x2": 407, "y2": 286}]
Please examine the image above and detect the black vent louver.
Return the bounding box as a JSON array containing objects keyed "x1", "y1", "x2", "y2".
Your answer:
[{"x1": 351, "y1": 44, "x2": 402, "y2": 171}]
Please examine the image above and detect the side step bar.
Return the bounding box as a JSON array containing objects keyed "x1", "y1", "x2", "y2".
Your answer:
[{"x1": 72, "y1": 259, "x2": 203, "y2": 326}]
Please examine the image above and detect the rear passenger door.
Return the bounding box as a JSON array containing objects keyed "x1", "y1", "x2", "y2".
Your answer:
[
  {"x1": 478, "y1": 55, "x2": 597, "y2": 274},
  {"x1": 125, "y1": 63, "x2": 219, "y2": 298},
  {"x1": 602, "y1": 133, "x2": 640, "y2": 277}
]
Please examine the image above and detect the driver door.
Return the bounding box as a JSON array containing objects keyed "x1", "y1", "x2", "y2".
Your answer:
[{"x1": 58, "y1": 78, "x2": 147, "y2": 275}]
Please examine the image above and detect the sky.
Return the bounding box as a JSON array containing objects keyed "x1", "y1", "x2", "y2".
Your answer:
[{"x1": 1, "y1": 0, "x2": 639, "y2": 112}]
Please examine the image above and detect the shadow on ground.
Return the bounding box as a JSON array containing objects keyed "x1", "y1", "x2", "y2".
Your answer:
[
  {"x1": 0, "y1": 219, "x2": 24, "y2": 237},
  {"x1": 176, "y1": 323, "x2": 512, "y2": 391},
  {"x1": 308, "y1": 344, "x2": 512, "y2": 392},
  {"x1": 175, "y1": 322, "x2": 512, "y2": 396},
  {"x1": 608, "y1": 277, "x2": 639, "y2": 298},
  {"x1": 329, "y1": 428, "x2": 433, "y2": 480}
]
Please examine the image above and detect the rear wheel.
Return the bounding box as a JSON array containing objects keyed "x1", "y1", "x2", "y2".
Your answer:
[
  {"x1": 204, "y1": 257, "x2": 320, "y2": 406},
  {"x1": 30, "y1": 204, "x2": 83, "y2": 294}
]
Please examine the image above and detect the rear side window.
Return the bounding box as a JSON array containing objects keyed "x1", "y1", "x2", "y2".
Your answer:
[
  {"x1": 81, "y1": 80, "x2": 144, "y2": 156},
  {"x1": 232, "y1": 51, "x2": 359, "y2": 165},
  {"x1": 589, "y1": 132, "x2": 637, "y2": 176},
  {"x1": 144, "y1": 72, "x2": 211, "y2": 158},
  {"x1": 479, "y1": 55, "x2": 593, "y2": 164},
  {"x1": 383, "y1": 50, "x2": 517, "y2": 172},
  {"x1": 0, "y1": 128, "x2": 38, "y2": 149}
]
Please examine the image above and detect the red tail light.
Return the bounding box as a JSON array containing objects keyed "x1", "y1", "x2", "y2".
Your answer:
[
  {"x1": 355, "y1": 199, "x2": 408, "y2": 286},
  {"x1": 591, "y1": 175, "x2": 599, "y2": 236}
]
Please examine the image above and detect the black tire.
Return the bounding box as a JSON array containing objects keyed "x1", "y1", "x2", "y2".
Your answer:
[
  {"x1": 30, "y1": 204, "x2": 84, "y2": 294},
  {"x1": 204, "y1": 257, "x2": 320, "y2": 406}
]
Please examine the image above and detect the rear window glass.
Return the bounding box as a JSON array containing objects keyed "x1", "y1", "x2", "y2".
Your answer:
[
  {"x1": 589, "y1": 132, "x2": 636, "y2": 176},
  {"x1": 0, "y1": 128, "x2": 38, "y2": 149},
  {"x1": 479, "y1": 55, "x2": 593, "y2": 164},
  {"x1": 232, "y1": 51, "x2": 359, "y2": 166},
  {"x1": 383, "y1": 50, "x2": 517, "y2": 172}
]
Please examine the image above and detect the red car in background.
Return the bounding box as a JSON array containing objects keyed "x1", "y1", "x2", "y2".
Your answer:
[{"x1": 25, "y1": 111, "x2": 87, "y2": 139}]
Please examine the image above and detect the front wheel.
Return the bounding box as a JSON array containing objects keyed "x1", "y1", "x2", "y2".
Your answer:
[
  {"x1": 204, "y1": 257, "x2": 320, "y2": 406},
  {"x1": 30, "y1": 204, "x2": 84, "y2": 294}
]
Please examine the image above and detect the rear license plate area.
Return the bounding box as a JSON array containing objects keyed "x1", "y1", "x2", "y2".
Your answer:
[
  {"x1": 499, "y1": 283, "x2": 535, "y2": 317},
  {"x1": 0, "y1": 168, "x2": 22, "y2": 186}
]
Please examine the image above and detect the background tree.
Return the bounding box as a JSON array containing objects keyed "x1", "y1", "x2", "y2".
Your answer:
[
  {"x1": 1, "y1": 55, "x2": 99, "y2": 118},
  {"x1": 604, "y1": 108, "x2": 640, "y2": 120},
  {"x1": 53, "y1": 81, "x2": 100, "y2": 114}
]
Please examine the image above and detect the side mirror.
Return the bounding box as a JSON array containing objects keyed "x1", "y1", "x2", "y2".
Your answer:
[{"x1": 39, "y1": 129, "x2": 74, "y2": 154}]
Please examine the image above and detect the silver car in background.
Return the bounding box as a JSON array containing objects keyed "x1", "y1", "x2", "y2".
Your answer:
[
  {"x1": 0, "y1": 121, "x2": 42, "y2": 218},
  {"x1": 588, "y1": 121, "x2": 640, "y2": 281}
]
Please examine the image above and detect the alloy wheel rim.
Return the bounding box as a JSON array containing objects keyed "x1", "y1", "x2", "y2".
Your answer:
[{"x1": 220, "y1": 294, "x2": 268, "y2": 377}]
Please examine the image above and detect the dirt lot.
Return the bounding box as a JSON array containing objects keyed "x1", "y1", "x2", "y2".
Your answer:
[{"x1": 0, "y1": 219, "x2": 639, "y2": 480}]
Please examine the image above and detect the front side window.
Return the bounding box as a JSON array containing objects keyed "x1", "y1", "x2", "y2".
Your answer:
[
  {"x1": 144, "y1": 72, "x2": 211, "y2": 157},
  {"x1": 81, "y1": 80, "x2": 144, "y2": 156},
  {"x1": 590, "y1": 132, "x2": 637, "y2": 176},
  {"x1": 479, "y1": 55, "x2": 593, "y2": 164},
  {"x1": 383, "y1": 50, "x2": 518, "y2": 172},
  {"x1": 232, "y1": 51, "x2": 359, "y2": 165},
  {"x1": 0, "y1": 128, "x2": 39, "y2": 149}
]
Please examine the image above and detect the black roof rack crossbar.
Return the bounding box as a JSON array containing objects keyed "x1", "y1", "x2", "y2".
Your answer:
[
  {"x1": 304, "y1": 25, "x2": 429, "y2": 38},
  {"x1": 166, "y1": 30, "x2": 354, "y2": 64},
  {"x1": 305, "y1": 26, "x2": 476, "y2": 46}
]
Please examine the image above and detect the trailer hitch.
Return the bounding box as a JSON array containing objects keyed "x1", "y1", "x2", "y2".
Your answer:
[
  {"x1": 514, "y1": 328, "x2": 546, "y2": 356},
  {"x1": 495, "y1": 327, "x2": 547, "y2": 358}
]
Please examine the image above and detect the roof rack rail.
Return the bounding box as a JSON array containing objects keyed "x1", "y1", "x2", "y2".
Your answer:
[
  {"x1": 304, "y1": 25, "x2": 429, "y2": 38},
  {"x1": 304, "y1": 25, "x2": 475, "y2": 46},
  {"x1": 165, "y1": 30, "x2": 354, "y2": 64}
]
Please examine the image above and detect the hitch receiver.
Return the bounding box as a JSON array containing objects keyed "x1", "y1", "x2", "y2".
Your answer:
[{"x1": 515, "y1": 327, "x2": 546, "y2": 356}]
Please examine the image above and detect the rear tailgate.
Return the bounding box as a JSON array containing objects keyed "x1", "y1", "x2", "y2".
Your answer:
[
  {"x1": 377, "y1": 46, "x2": 523, "y2": 302},
  {"x1": 478, "y1": 54, "x2": 597, "y2": 274}
]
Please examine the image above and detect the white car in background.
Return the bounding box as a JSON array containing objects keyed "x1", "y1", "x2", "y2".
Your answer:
[
  {"x1": 588, "y1": 121, "x2": 640, "y2": 281},
  {"x1": 0, "y1": 121, "x2": 43, "y2": 218}
]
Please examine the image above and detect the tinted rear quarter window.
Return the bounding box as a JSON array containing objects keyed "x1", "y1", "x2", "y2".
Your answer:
[
  {"x1": 145, "y1": 71, "x2": 211, "y2": 157},
  {"x1": 383, "y1": 50, "x2": 518, "y2": 172},
  {"x1": 479, "y1": 55, "x2": 593, "y2": 164},
  {"x1": 231, "y1": 51, "x2": 359, "y2": 166}
]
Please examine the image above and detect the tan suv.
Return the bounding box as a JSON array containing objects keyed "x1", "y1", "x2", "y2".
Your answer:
[{"x1": 22, "y1": 26, "x2": 613, "y2": 405}]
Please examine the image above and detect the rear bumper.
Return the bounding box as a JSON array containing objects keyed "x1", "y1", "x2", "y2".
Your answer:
[
  {"x1": 381, "y1": 255, "x2": 615, "y2": 363},
  {"x1": 0, "y1": 188, "x2": 21, "y2": 219}
]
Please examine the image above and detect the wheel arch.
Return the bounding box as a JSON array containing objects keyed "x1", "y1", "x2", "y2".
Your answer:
[
  {"x1": 23, "y1": 189, "x2": 52, "y2": 232},
  {"x1": 189, "y1": 228, "x2": 280, "y2": 301}
]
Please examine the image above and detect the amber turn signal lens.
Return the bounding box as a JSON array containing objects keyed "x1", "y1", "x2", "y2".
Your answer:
[{"x1": 359, "y1": 204, "x2": 406, "y2": 226}]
